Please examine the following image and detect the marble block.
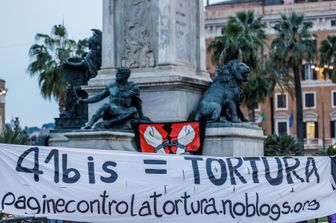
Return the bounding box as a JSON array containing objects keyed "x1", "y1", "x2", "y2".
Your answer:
[
  {"x1": 49, "y1": 124, "x2": 264, "y2": 157},
  {"x1": 202, "y1": 124, "x2": 265, "y2": 157}
]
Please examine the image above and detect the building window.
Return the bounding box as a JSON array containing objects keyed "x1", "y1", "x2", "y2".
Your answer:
[
  {"x1": 331, "y1": 120, "x2": 336, "y2": 139},
  {"x1": 302, "y1": 64, "x2": 317, "y2": 80},
  {"x1": 304, "y1": 92, "x2": 316, "y2": 109},
  {"x1": 275, "y1": 114, "x2": 289, "y2": 135},
  {"x1": 277, "y1": 121, "x2": 288, "y2": 135},
  {"x1": 304, "y1": 121, "x2": 318, "y2": 145},
  {"x1": 331, "y1": 20, "x2": 336, "y2": 27},
  {"x1": 332, "y1": 91, "x2": 336, "y2": 108},
  {"x1": 275, "y1": 93, "x2": 288, "y2": 110},
  {"x1": 304, "y1": 121, "x2": 318, "y2": 139}
]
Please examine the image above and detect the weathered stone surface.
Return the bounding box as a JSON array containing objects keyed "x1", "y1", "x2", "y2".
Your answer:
[
  {"x1": 202, "y1": 125, "x2": 264, "y2": 157},
  {"x1": 83, "y1": 74, "x2": 208, "y2": 122},
  {"x1": 121, "y1": 0, "x2": 156, "y2": 69},
  {"x1": 49, "y1": 125, "x2": 264, "y2": 157},
  {"x1": 97, "y1": 0, "x2": 207, "y2": 74},
  {"x1": 85, "y1": 0, "x2": 211, "y2": 123},
  {"x1": 63, "y1": 131, "x2": 136, "y2": 151}
]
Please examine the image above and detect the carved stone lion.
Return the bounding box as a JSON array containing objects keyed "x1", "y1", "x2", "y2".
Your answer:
[{"x1": 195, "y1": 60, "x2": 250, "y2": 123}]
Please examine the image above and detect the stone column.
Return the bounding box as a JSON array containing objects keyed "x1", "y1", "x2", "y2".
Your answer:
[{"x1": 85, "y1": 0, "x2": 211, "y2": 122}]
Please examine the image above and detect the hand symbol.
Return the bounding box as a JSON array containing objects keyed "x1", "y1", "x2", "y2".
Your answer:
[
  {"x1": 144, "y1": 126, "x2": 165, "y2": 154},
  {"x1": 176, "y1": 125, "x2": 195, "y2": 154}
]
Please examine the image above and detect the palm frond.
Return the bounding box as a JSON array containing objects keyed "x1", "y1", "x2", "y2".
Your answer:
[{"x1": 27, "y1": 24, "x2": 88, "y2": 111}]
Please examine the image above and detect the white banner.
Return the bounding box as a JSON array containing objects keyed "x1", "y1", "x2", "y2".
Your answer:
[{"x1": 0, "y1": 144, "x2": 336, "y2": 223}]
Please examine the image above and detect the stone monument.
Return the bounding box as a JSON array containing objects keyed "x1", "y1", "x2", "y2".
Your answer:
[
  {"x1": 84, "y1": 0, "x2": 211, "y2": 122},
  {"x1": 49, "y1": 0, "x2": 264, "y2": 157},
  {"x1": 54, "y1": 29, "x2": 102, "y2": 130}
]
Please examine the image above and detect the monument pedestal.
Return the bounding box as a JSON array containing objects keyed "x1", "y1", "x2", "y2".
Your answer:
[
  {"x1": 203, "y1": 124, "x2": 264, "y2": 156},
  {"x1": 49, "y1": 0, "x2": 264, "y2": 157},
  {"x1": 49, "y1": 124, "x2": 264, "y2": 156},
  {"x1": 82, "y1": 0, "x2": 211, "y2": 122},
  {"x1": 84, "y1": 69, "x2": 210, "y2": 122}
]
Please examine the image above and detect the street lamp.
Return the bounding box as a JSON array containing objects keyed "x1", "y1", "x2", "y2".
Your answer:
[{"x1": 0, "y1": 88, "x2": 8, "y2": 96}]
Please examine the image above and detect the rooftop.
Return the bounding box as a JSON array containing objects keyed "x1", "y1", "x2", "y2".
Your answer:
[{"x1": 205, "y1": 0, "x2": 336, "y2": 20}]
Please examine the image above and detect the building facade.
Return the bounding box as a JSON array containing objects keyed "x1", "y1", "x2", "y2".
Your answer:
[
  {"x1": 204, "y1": 0, "x2": 336, "y2": 153},
  {"x1": 0, "y1": 79, "x2": 6, "y2": 132}
]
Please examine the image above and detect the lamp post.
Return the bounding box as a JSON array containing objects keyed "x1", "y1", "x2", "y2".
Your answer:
[
  {"x1": 0, "y1": 88, "x2": 8, "y2": 96},
  {"x1": 317, "y1": 66, "x2": 326, "y2": 149},
  {"x1": 321, "y1": 78, "x2": 326, "y2": 150},
  {"x1": 0, "y1": 84, "x2": 7, "y2": 132}
]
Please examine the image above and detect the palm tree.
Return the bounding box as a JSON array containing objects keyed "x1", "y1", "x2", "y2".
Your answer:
[
  {"x1": 27, "y1": 24, "x2": 88, "y2": 111},
  {"x1": 271, "y1": 12, "x2": 316, "y2": 154},
  {"x1": 319, "y1": 35, "x2": 336, "y2": 82},
  {"x1": 228, "y1": 10, "x2": 267, "y2": 69},
  {"x1": 266, "y1": 55, "x2": 294, "y2": 133},
  {"x1": 244, "y1": 57, "x2": 294, "y2": 122},
  {"x1": 208, "y1": 10, "x2": 266, "y2": 69},
  {"x1": 244, "y1": 60, "x2": 272, "y2": 121},
  {"x1": 208, "y1": 20, "x2": 243, "y2": 65},
  {"x1": 208, "y1": 11, "x2": 271, "y2": 120}
]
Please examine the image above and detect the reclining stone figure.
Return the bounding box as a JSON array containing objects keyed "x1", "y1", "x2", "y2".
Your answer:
[{"x1": 78, "y1": 67, "x2": 149, "y2": 130}]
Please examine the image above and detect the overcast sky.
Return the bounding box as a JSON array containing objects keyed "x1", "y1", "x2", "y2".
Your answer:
[
  {"x1": 0, "y1": 0, "x2": 223, "y2": 128},
  {"x1": 0, "y1": 0, "x2": 102, "y2": 128}
]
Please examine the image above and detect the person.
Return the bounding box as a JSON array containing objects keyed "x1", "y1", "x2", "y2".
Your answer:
[{"x1": 78, "y1": 67, "x2": 147, "y2": 129}]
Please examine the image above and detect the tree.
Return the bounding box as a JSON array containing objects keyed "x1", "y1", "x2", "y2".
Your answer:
[
  {"x1": 208, "y1": 11, "x2": 271, "y2": 120},
  {"x1": 27, "y1": 24, "x2": 88, "y2": 111},
  {"x1": 264, "y1": 134, "x2": 301, "y2": 156},
  {"x1": 244, "y1": 60, "x2": 272, "y2": 121},
  {"x1": 266, "y1": 55, "x2": 294, "y2": 133},
  {"x1": 271, "y1": 12, "x2": 316, "y2": 154},
  {"x1": 208, "y1": 10, "x2": 266, "y2": 69},
  {"x1": 319, "y1": 35, "x2": 336, "y2": 82}
]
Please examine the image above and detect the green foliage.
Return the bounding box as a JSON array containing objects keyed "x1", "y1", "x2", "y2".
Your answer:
[
  {"x1": 208, "y1": 10, "x2": 272, "y2": 120},
  {"x1": 319, "y1": 35, "x2": 336, "y2": 67},
  {"x1": 244, "y1": 60, "x2": 274, "y2": 111},
  {"x1": 244, "y1": 72, "x2": 272, "y2": 117},
  {"x1": 316, "y1": 144, "x2": 336, "y2": 156},
  {"x1": 208, "y1": 10, "x2": 266, "y2": 69},
  {"x1": 271, "y1": 12, "x2": 316, "y2": 67},
  {"x1": 264, "y1": 134, "x2": 301, "y2": 156},
  {"x1": 27, "y1": 24, "x2": 88, "y2": 111},
  {"x1": 0, "y1": 128, "x2": 28, "y2": 145},
  {"x1": 271, "y1": 12, "x2": 316, "y2": 153},
  {"x1": 320, "y1": 35, "x2": 336, "y2": 83}
]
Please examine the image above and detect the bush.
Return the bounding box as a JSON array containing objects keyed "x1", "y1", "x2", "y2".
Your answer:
[
  {"x1": 264, "y1": 134, "x2": 301, "y2": 156},
  {"x1": 316, "y1": 144, "x2": 336, "y2": 156},
  {"x1": 0, "y1": 128, "x2": 28, "y2": 145}
]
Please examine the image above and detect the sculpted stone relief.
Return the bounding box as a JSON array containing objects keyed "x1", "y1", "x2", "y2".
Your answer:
[
  {"x1": 122, "y1": 0, "x2": 156, "y2": 68},
  {"x1": 176, "y1": 0, "x2": 191, "y2": 63}
]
